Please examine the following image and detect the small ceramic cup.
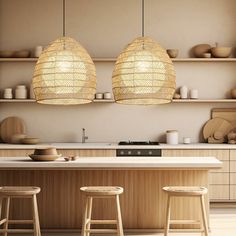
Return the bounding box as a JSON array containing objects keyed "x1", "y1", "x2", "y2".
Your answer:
[{"x1": 183, "y1": 137, "x2": 191, "y2": 144}]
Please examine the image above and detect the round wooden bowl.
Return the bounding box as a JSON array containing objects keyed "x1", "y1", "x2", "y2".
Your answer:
[
  {"x1": 14, "y1": 50, "x2": 30, "y2": 58},
  {"x1": 166, "y1": 49, "x2": 179, "y2": 58},
  {"x1": 211, "y1": 47, "x2": 232, "y2": 58},
  {"x1": 192, "y1": 44, "x2": 211, "y2": 58},
  {"x1": 33, "y1": 147, "x2": 58, "y2": 155}
]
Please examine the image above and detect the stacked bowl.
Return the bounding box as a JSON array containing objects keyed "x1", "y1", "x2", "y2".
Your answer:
[{"x1": 29, "y1": 148, "x2": 61, "y2": 161}]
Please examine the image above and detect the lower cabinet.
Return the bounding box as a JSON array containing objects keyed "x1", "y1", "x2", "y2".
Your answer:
[
  {"x1": 0, "y1": 149, "x2": 116, "y2": 158},
  {"x1": 230, "y1": 150, "x2": 236, "y2": 201},
  {"x1": 162, "y1": 149, "x2": 230, "y2": 201}
]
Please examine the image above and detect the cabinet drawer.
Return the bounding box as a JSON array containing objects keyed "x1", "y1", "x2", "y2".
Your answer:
[
  {"x1": 209, "y1": 173, "x2": 229, "y2": 185},
  {"x1": 230, "y1": 173, "x2": 236, "y2": 184},
  {"x1": 210, "y1": 161, "x2": 229, "y2": 173},
  {"x1": 230, "y1": 161, "x2": 236, "y2": 172},
  {"x1": 230, "y1": 150, "x2": 236, "y2": 160},
  {"x1": 230, "y1": 185, "x2": 236, "y2": 200},
  {"x1": 162, "y1": 149, "x2": 229, "y2": 160},
  {"x1": 209, "y1": 185, "x2": 229, "y2": 201}
]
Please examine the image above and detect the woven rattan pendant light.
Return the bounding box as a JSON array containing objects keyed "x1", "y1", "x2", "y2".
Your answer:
[
  {"x1": 32, "y1": 0, "x2": 96, "y2": 105},
  {"x1": 112, "y1": 0, "x2": 176, "y2": 105}
]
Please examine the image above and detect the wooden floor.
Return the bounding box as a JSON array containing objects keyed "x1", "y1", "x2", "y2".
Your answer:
[{"x1": 42, "y1": 207, "x2": 236, "y2": 236}]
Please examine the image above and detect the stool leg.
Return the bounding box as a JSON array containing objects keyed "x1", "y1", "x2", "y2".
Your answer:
[
  {"x1": 164, "y1": 195, "x2": 171, "y2": 236},
  {"x1": 0, "y1": 196, "x2": 3, "y2": 221},
  {"x1": 200, "y1": 195, "x2": 209, "y2": 236},
  {"x1": 32, "y1": 194, "x2": 41, "y2": 236},
  {"x1": 115, "y1": 195, "x2": 123, "y2": 236},
  {"x1": 3, "y1": 197, "x2": 10, "y2": 236},
  {"x1": 86, "y1": 197, "x2": 93, "y2": 236},
  {"x1": 81, "y1": 196, "x2": 89, "y2": 236}
]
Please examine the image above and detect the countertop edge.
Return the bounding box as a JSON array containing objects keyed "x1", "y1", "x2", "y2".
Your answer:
[{"x1": 0, "y1": 143, "x2": 235, "y2": 150}]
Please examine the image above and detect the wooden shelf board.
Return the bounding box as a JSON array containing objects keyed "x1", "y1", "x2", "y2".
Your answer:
[
  {"x1": 172, "y1": 99, "x2": 236, "y2": 103},
  {"x1": 172, "y1": 58, "x2": 236, "y2": 62},
  {"x1": 0, "y1": 99, "x2": 115, "y2": 103},
  {"x1": 93, "y1": 99, "x2": 115, "y2": 103},
  {"x1": 0, "y1": 99, "x2": 36, "y2": 103},
  {"x1": 0, "y1": 58, "x2": 38, "y2": 62},
  {"x1": 1, "y1": 58, "x2": 236, "y2": 62},
  {"x1": 0, "y1": 99, "x2": 235, "y2": 104}
]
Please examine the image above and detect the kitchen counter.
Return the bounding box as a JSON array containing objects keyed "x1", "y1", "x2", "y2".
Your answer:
[
  {"x1": 0, "y1": 156, "x2": 222, "y2": 169},
  {"x1": 0, "y1": 142, "x2": 235, "y2": 149},
  {"x1": 0, "y1": 156, "x2": 220, "y2": 230}
]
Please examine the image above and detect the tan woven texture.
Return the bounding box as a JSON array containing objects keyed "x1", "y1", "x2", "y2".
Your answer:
[
  {"x1": 112, "y1": 37, "x2": 176, "y2": 105},
  {"x1": 33, "y1": 37, "x2": 96, "y2": 105}
]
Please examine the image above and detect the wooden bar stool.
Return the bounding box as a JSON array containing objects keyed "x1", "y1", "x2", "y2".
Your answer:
[
  {"x1": 80, "y1": 186, "x2": 124, "y2": 236},
  {"x1": 163, "y1": 186, "x2": 209, "y2": 236},
  {"x1": 0, "y1": 186, "x2": 41, "y2": 236}
]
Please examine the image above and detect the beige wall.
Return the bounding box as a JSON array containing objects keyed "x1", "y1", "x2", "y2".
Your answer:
[{"x1": 0, "y1": 0, "x2": 236, "y2": 143}]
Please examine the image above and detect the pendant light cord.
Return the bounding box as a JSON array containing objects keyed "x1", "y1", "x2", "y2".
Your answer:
[
  {"x1": 142, "y1": 0, "x2": 144, "y2": 37},
  {"x1": 63, "y1": 0, "x2": 66, "y2": 37}
]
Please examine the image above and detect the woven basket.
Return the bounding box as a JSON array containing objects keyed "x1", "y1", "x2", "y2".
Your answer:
[
  {"x1": 112, "y1": 37, "x2": 176, "y2": 105},
  {"x1": 33, "y1": 37, "x2": 96, "y2": 105}
]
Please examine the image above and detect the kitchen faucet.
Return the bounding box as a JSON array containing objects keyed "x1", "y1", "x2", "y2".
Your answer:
[{"x1": 82, "y1": 128, "x2": 88, "y2": 143}]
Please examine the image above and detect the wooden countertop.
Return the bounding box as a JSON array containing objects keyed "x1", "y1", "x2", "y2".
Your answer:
[
  {"x1": 0, "y1": 156, "x2": 222, "y2": 169},
  {"x1": 0, "y1": 142, "x2": 235, "y2": 150}
]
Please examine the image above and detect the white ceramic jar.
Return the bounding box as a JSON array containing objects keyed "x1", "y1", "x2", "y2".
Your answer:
[
  {"x1": 166, "y1": 130, "x2": 179, "y2": 144},
  {"x1": 3, "y1": 88, "x2": 13, "y2": 99},
  {"x1": 95, "y1": 93, "x2": 103, "y2": 99},
  {"x1": 30, "y1": 84, "x2": 35, "y2": 99},
  {"x1": 15, "y1": 85, "x2": 27, "y2": 99},
  {"x1": 33, "y1": 46, "x2": 43, "y2": 57},
  {"x1": 190, "y1": 89, "x2": 199, "y2": 99},
  {"x1": 183, "y1": 137, "x2": 191, "y2": 144},
  {"x1": 180, "y1": 86, "x2": 188, "y2": 99},
  {"x1": 103, "y1": 92, "x2": 112, "y2": 99}
]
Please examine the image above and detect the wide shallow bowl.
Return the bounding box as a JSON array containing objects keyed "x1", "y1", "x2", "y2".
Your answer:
[
  {"x1": 211, "y1": 47, "x2": 232, "y2": 58},
  {"x1": 0, "y1": 50, "x2": 16, "y2": 58},
  {"x1": 21, "y1": 137, "x2": 40, "y2": 144},
  {"x1": 29, "y1": 154, "x2": 61, "y2": 161},
  {"x1": 10, "y1": 134, "x2": 27, "y2": 144},
  {"x1": 14, "y1": 50, "x2": 30, "y2": 58},
  {"x1": 33, "y1": 147, "x2": 58, "y2": 155}
]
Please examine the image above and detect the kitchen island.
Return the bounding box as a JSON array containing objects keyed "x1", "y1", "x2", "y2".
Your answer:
[{"x1": 0, "y1": 156, "x2": 221, "y2": 231}]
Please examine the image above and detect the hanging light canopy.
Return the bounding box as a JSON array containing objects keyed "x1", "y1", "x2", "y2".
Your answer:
[
  {"x1": 112, "y1": 0, "x2": 176, "y2": 105},
  {"x1": 32, "y1": 0, "x2": 96, "y2": 105}
]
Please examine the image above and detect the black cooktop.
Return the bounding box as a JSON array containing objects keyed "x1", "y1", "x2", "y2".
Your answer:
[{"x1": 118, "y1": 141, "x2": 159, "y2": 145}]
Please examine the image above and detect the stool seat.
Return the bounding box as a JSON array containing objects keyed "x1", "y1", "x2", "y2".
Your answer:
[
  {"x1": 163, "y1": 186, "x2": 208, "y2": 196},
  {"x1": 80, "y1": 186, "x2": 123, "y2": 196},
  {"x1": 0, "y1": 186, "x2": 41, "y2": 196}
]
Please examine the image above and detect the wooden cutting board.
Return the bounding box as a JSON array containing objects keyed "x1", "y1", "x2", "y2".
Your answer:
[
  {"x1": 212, "y1": 108, "x2": 236, "y2": 122},
  {"x1": 203, "y1": 117, "x2": 233, "y2": 141},
  {"x1": 0, "y1": 117, "x2": 26, "y2": 143}
]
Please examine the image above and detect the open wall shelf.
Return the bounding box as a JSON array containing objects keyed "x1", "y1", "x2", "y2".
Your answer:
[
  {"x1": 1, "y1": 58, "x2": 236, "y2": 63},
  {"x1": 0, "y1": 99, "x2": 235, "y2": 104}
]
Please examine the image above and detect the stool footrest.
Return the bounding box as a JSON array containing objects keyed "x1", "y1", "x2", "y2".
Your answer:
[
  {"x1": 0, "y1": 229, "x2": 34, "y2": 233},
  {"x1": 85, "y1": 229, "x2": 118, "y2": 233},
  {"x1": 87, "y1": 220, "x2": 117, "y2": 225},
  {"x1": 8, "y1": 220, "x2": 34, "y2": 224},
  {"x1": 170, "y1": 220, "x2": 201, "y2": 225},
  {"x1": 0, "y1": 219, "x2": 7, "y2": 225},
  {"x1": 169, "y1": 229, "x2": 204, "y2": 233}
]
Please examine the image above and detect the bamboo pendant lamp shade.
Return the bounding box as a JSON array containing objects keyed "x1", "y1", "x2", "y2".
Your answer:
[
  {"x1": 33, "y1": 37, "x2": 96, "y2": 105},
  {"x1": 112, "y1": 37, "x2": 176, "y2": 105}
]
